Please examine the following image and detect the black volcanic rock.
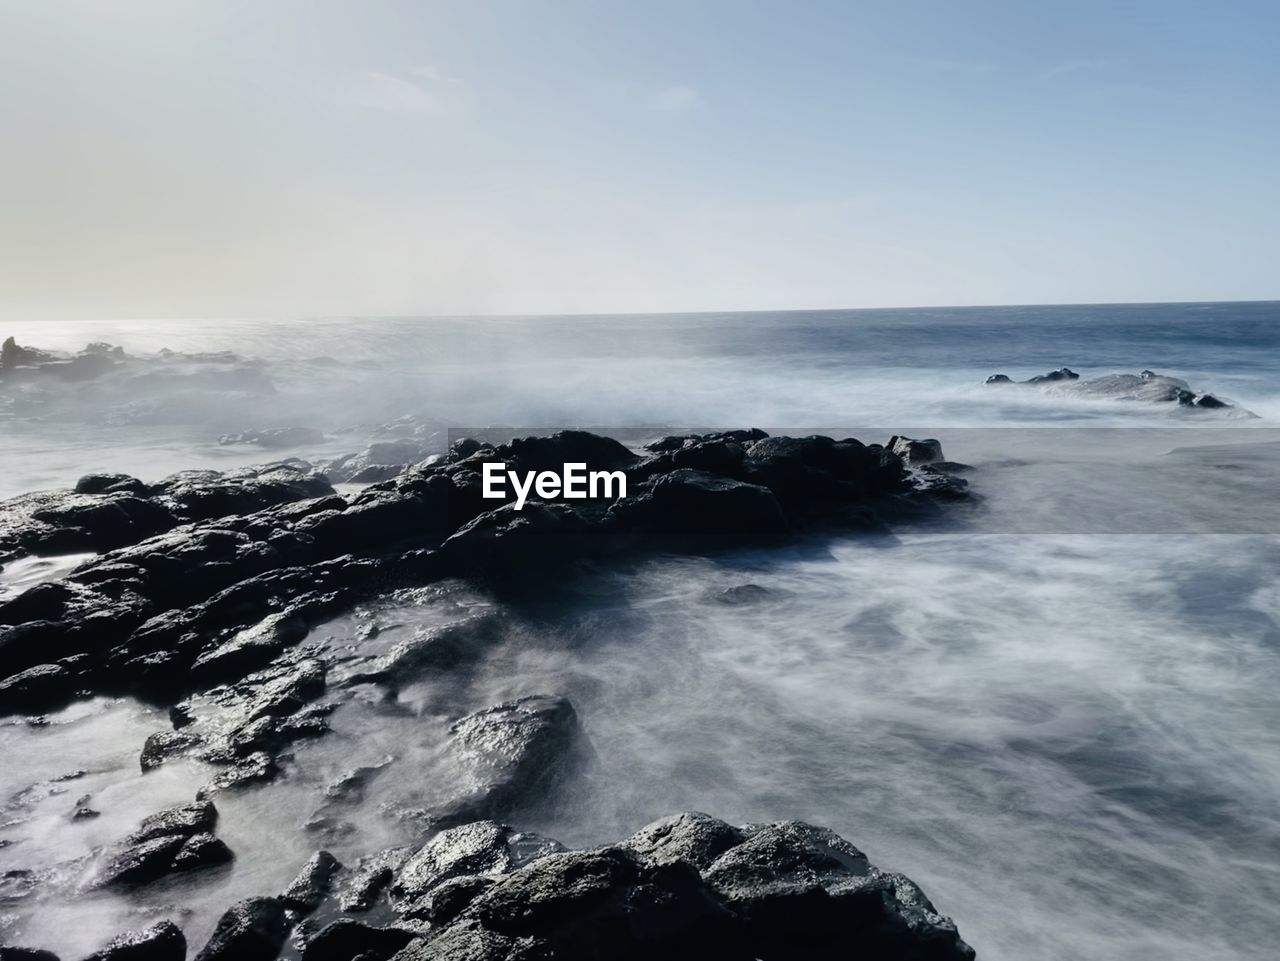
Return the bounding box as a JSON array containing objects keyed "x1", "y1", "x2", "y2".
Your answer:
[
  {"x1": 433, "y1": 696, "x2": 587, "y2": 826},
  {"x1": 300, "y1": 920, "x2": 415, "y2": 961},
  {"x1": 280, "y1": 850, "x2": 343, "y2": 914},
  {"x1": 0, "y1": 429, "x2": 964, "y2": 716},
  {"x1": 193, "y1": 898, "x2": 289, "y2": 961},
  {"x1": 611, "y1": 469, "x2": 788, "y2": 540},
  {"x1": 92, "y1": 801, "x2": 231, "y2": 889},
  {"x1": 390, "y1": 821, "x2": 564, "y2": 916},
  {"x1": 80, "y1": 920, "x2": 185, "y2": 961},
  {"x1": 378, "y1": 812, "x2": 973, "y2": 961},
  {"x1": 0, "y1": 947, "x2": 61, "y2": 961}
]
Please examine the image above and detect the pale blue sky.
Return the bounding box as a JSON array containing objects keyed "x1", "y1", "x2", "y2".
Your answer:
[{"x1": 1, "y1": 0, "x2": 1276, "y2": 318}]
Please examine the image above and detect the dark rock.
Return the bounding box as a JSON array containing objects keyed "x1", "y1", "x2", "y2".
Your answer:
[
  {"x1": 441, "y1": 504, "x2": 593, "y2": 582},
  {"x1": 503, "y1": 431, "x2": 638, "y2": 476},
  {"x1": 140, "y1": 730, "x2": 203, "y2": 771},
  {"x1": 888, "y1": 436, "x2": 944, "y2": 466},
  {"x1": 390, "y1": 821, "x2": 563, "y2": 913},
  {"x1": 437, "y1": 696, "x2": 587, "y2": 824},
  {"x1": 80, "y1": 920, "x2": 185, "y2": 961},
  {"x1": 280, "y1": 850, "x2": 343, "y2": 914},
  {"x1": 611, "y1": 470, "x2": 787, "y2": 540},
  {"x1": 702, "y1": 819, "x2": 973, "y2": 960},
  {"x1": 132, "y1": 800, "x2": 217, "y2": 842},
  {"x1": 624, "y1": 812, "x2": 745, "y2": 870},
  {"x1": 71, "y1": 794, "x2": 100, "y2": 821},
  {"x1": 463, "y1": 846, "x2": 737, "y2": 959},
  {"x1": 2, "y1": 428, "x2": 966, "y2": 717},
  {"x1": 193, "y1": 898, "x2": 289, "y2": 961},
  {"x1": 387, "y1": 925, "x2": 529, "y2": 961},
  {"x1": 338, "y1": 848, "x2": 412, "y2": 912},
  {"x1": 1025, "y1": 367, "x2": 1078, "y2": 383},
  {"x1": 92, "y1": 800, "x2": 230, "y2": 889},
  {"x1": 0, "y1": 947, "x2": 62, "y2": 961},
  {"x1": 75, "y1": 474, "x2": 146, "y2": 496},
  {"x1": 1196, "y1": 393, "x2": 1228, "y2": 409},
  {"x1": 301, "y1": 920, "x2": 415, "y2": 961},
  {"x1": 1, "y1": 336, "x2": 55, "y2": 368},
  {"x1": 171, "y1": 832, "x2": 234, "y2": 872},
  {"x1": 984, "y1": 374, "x2": 1012, "y2": 384},
  {"x1": 0, "y1": 663, "x2": 79, "y2": 714},
  {"x1": 388, "y1": 813, "x2": 974, "y2": 961}
]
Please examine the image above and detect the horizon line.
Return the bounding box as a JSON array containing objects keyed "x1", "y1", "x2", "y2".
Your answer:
[{"x1": 7, "y1": 296, "x2": 1280, "y2": 325}]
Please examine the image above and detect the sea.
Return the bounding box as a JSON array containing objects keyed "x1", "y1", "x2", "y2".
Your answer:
[{"x1": 1, "y1": 301, "x2": 1278, "y2": 959}]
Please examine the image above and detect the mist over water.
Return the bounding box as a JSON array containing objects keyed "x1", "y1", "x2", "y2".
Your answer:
[{"x1": 3, "y1": 302, "x2": 1280, "y2": 959}]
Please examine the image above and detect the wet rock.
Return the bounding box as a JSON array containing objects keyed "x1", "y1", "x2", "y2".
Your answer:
[
  {"x1": 281, "y1": 850, "x2": 343, "y2": 914},
  {"x1": 93, "y1": 800, "x2": 231, "y2": 889},
  {"x1": 984, "y1": 373, "x2": 1012, "y2": 384},
  {"x1": 80, "y1": 920, "x2": 186, "y2": 961},
  {"x1": 300, "y1": 920, "x2": 415, "y2": 961},
  {"x1": 624, "y1": 812, "x2": 746, "y2": 870},
  {"x1": 611, "y1": 470, "x2": 788, "y2": 540},
  {"x1": 338, "y1": 847, "x2": 413, "y2": 912},
  {"x1": 888, "y1": 436, "x2": 944, "y2": 466},
  {"x1": 501, "y1": 431, "x2": 639, "y2": 476},
  {"x1": 463, "y1": 846, "x2": 736, "y2": 958},
  {"x1": 440, "y1": 504, "x2": 593, "y2": 582},
  {"x1": 0, "y1": 663, "x2": 80, "y2": 714},
  {"x1": 196, "y1": 751, "x2": 278, "y2": 798},
  {"x1": 1, "y1": 336, "x2": 55, "y2": 368},
  {"x1": 193, "y1": 897, "x2": 290, "y2": 961},
  {"x1": 71, "y1": 794, "x2": 100, "y2": 821},
  {"x1": 346, "y1": 616, "x2": 502, "y2": 686},
  {"x1": 132, "y1": 799, "x2": 217, "y2": 841},
  {"x1": 2, "y1": 429, "x2": 966, "y2": 715},
  {"x1": 0, "y1": 947, "x2": 61, "y2": 961},
  {"x1": 74, "y1": 474, "x2": 146, "y2": 496},
  {"x1": 1026, "y1": 367, "x2": 1079, "y2": 383},
  {"x1": 153, "y1": 460, "x2": 334, "y2": 522},
  {"x1": 140, "y1": 730, "x2": 203, "y2": 771},
  {"x1": 390, "y1": 821, "x2": 564, "y2": 913},
  {"x1": 701, "y1": 819, "x2": 972, "y2": 960},
  {"x1": 437, "y1": 696, "x2": 587, "y2": 825},
  {"x1": 386, "y1": 925, "x2": 529, "y2": 961},
  {"x1": 382, "y1": 813, "x2": 974, "y2": 961}
]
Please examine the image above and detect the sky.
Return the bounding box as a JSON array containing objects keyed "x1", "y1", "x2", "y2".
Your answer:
[{"x1": 1, "y1": 0, "x2": 1277, "y2": 319}]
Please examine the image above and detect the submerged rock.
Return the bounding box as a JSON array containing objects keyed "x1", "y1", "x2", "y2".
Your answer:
[{"x1": 984, "y1": 367, "x2": 1252, "y2": 414}]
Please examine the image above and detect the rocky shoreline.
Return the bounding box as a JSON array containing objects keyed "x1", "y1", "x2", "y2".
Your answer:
[{"x1": 1, "y1": 413, "x2": 974, "y2": 959}]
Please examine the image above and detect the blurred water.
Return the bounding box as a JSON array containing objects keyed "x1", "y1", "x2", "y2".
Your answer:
[{"x1": 1, "y1": 303, "x2": 1279, "y2": 959}]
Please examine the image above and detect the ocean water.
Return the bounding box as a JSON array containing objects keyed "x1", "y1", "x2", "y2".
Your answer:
[{"x1": 2, "y1": 302, "x2": 1279, "y2": 959}]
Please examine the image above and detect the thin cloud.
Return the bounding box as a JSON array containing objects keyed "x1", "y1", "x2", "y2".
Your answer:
[
  {"x1": 646, "y1": 85, "x2": 702, "y2": 113},
  {"x1": 350, "y1": 66, "x2": 469, "y2": 115}
]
